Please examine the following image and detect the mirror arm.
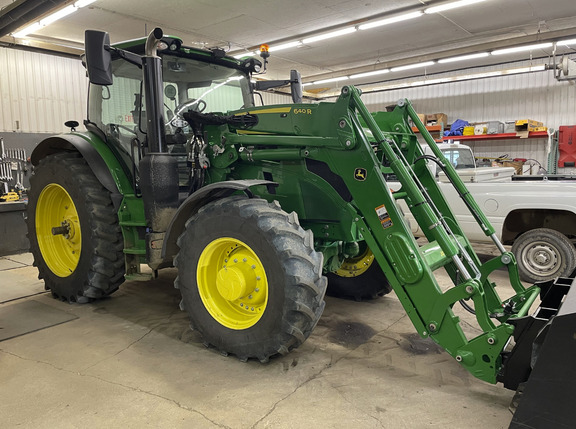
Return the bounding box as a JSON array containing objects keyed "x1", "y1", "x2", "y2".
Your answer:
[{"x1": 112, "y1": 47, "x2": 143, "y2": 68}]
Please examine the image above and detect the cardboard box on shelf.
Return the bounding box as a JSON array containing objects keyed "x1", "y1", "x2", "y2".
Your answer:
[
  {"x1": 515, "y1": 119, "x2": 543, "y2": 132},
  {"x1": 425, "y1": 113, "x2": 448, "y2": 127}
]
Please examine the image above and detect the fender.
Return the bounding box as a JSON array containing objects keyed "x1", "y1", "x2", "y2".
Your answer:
[
  {"x1": 161, "y1": 180, "x2": 275, "y2": 260},
  {"x1": 30, "y1": 133, "x2": 134, "y2": 209}
]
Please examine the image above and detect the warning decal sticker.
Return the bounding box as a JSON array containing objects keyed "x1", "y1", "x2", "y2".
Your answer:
[{"x1": 375, "y1": 204, "x2": 393, "y2": 229}]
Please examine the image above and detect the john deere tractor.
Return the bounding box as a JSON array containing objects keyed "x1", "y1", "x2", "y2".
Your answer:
[{"x1": 28, "y1": 28, "x2": 576, "y2": 425}]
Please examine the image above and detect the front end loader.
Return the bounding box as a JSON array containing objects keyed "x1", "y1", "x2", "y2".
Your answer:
[{"x1": 27, "y1": 28, "x2": 576, "y2": 426}]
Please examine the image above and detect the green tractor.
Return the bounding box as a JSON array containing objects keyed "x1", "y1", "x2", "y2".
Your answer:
[{"x1": 27, "y1": 28, "x2": 576, "y2": 424}]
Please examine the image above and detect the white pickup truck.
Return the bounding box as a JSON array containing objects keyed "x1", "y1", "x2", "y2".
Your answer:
[{"x1": 394, "y1": 142, "x2": 576, "y2": 283}]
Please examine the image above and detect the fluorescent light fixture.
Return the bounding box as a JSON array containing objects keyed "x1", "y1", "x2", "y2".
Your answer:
[
  {"x1": 358, "y1": 11, "x2": 423, "y2": 30},
  {"x1": 314, "y1": 76, "x2": 349, "y2": 85},
  {"x1": 425, "y1": 0, "x2": 487, "y2": 14},
  {"x1": 74, "y1": 0, "x2": 97, "y2": 7},
  {"x1": 233, "y1": 52, "x2": 254, "y2": 59},
  {"x1": 12, "y1": 0, "x2": 96, "y2": 38},
  {"x1": 492, "y1": 42, "x2": 553, "y2": 55},
  {"x1": 303, "y1": 27, "x2": 356, "y2": 44},
  {"x1": 40, "y1": 5, "x2": 77, "y2": 26},
  {"x1": 558, "y1": 38, "x2": 576, "y2": 46},
  {"x1": 390, "y1": 61, "x2": 435, "y2": 72},
  {"x1": 268, "y1": 41, "x2": 302, "y2": 52},
  {"x1": 438, "y1": 52, "x2": 489, "y2": 63},
  {"x1": 350, "y1": 69, "x2": 390, "y2": 79},
  {"x1": 319, "y1": 63, "x2": 546, "y2": 98},
  {"x1": 302, "y1": 82, "x2": 314, "y2": 87},
  {"x1": 12, "y1": 22, "x2": 43, "y2": 38},
  {"x1": 410, "y1": 77, "x2": 453, "y2": 86}
]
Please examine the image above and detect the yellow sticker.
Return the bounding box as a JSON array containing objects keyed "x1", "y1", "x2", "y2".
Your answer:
[{"x1": 375, "y1": 204, "x2": 393, "y2": 229}]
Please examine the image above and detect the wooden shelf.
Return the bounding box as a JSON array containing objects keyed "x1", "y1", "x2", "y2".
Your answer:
[
  {"x1": 411, "y1": 125, "x2": 443, "y2": 133},
  {"x1": 441, "y1": 131, "x2": 548, "y2": 141}
]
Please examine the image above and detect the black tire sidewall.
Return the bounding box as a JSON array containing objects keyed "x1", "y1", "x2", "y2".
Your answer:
[
  {"x1": 179, "y1": 208, "x2": 289, "y2": 355},
  {"x1": 28, "y1": 155, "x2": 103, "y2": 299},
  {"x1": 326, "y1": 258, "x2": 391, "y2": 300}
]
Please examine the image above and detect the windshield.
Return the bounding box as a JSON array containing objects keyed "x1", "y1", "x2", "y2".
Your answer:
[
  {"x1": 88, "y1": 53, "x2": 253, "y2": 144},
  {"x1": 442, "y1": 148, "x2": 476, "y2": 169}
]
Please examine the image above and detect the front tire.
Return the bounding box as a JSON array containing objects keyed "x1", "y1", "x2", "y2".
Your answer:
[
  {"x1": 174, "y1": 196, "x2": 326, "y2": 361},
  {"x1": 326, "y1": 247, "x2": 392, "y2": 301},
  {"x1": 511, "y1": 228, "x2": 576, "y2": 283},
  {"x1": 27, "y1": 152, "x2": 125, "y2": 302}
]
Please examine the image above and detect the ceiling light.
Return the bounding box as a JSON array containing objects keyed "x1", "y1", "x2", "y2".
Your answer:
[
  {"x1": 74, "y1": 0, "x2": 97, "y2": 7},
  {"x1": 12, "y1": 1, "x2": 95, "y2": 38},
  {"x1": 438, "y1": 52, "x2": 489, "y2": 63},
  {"x1": 425, "y1": 0, "x2": 487, "y2": 14},
  {"x1": 12, "y1": 22, "x2": 43, "y2": 38},
  {"x1": 314, "y1": 76, "x2": 349, "y2": 85},
  {"x1": 302, "y1": 82, "x2": 314, "y2": 87},
  {"x1": 358, "y1": 11, "x2": 423, "y2": 30},
  {"x1": 303, "y1": 27, "x2": 356, "y2": 44},
  {"x1": 350, "y1": 69, "x2": 390, "y2": 79},
  {"x1": 268, "y1": 41, "x2": 302, "y2": 52},
  {"x1": 40, "y1": 5, "x2": 77, "y2": 26},
  {"x1": 558, "y1": 38, "x2": 576, "y2": 46},
  {"x1": 233, "y1": 52, "x2": 254, "y2": 59},
  {"x1": 390, "y1": 61, "x2": 435, "y2": 72},
  {"x1": 492, "y1": 42, "x2": 553, "y2": 55}
]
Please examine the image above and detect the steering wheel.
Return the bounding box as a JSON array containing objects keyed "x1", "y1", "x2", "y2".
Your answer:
[
  {"x1": 174, "y1": 98, "x2": 207, "y2": 117},
  {"x1": 167, "y1": 99, "x2": 207, "y2": 128}
]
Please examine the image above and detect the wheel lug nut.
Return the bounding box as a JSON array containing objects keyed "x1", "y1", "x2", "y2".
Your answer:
[
  {"x1": 251, "y1": 265, "x2": 256, "y2": 269},
  {"x1": 234, "y1": 259, "x2": 238, "y2": 263},
  {"x1": 243, "y1": 258, "x2": 247, "y2": 262}
]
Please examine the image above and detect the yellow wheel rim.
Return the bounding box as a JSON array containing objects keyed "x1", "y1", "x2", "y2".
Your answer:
[
  {"x1": 197, "y1": 237, "x2": 268, "y2": 330},
  {"x1": 35, "y1": 184, "x2": 81, "y2": 277},
  {"x1": 334, "y1": 248, "x2": 374, "y2": 278}
]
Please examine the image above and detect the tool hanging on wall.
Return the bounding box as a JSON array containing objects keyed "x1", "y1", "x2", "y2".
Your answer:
[{"x1": 0, "y1": 137, "x2": 27, "y2": 201}]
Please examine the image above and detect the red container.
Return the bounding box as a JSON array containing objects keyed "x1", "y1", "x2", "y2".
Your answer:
[{"x1": 558, "y1": 126, "x2": 576, "y2": 167}]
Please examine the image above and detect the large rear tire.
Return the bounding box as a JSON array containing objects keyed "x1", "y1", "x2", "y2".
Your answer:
[
  {"x1": 512, "y1": 228, "x2": 576, "y2": 283},
  {"x1": 27, "y1": 152, "x2": 125, "y2": 302},
  {"x1": 326, "y1": 247, "x2": 392, "y2": 301},
  {"x1": 174, "y1": 196, "x2": 326, "y2": 361}
]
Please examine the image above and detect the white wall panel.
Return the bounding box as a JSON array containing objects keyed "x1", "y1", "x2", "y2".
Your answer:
[
  {"x1": 260, "y1": 91, "x2": 293, "y2": 106},
  {"x1": 356, "y1": 61, "x2": 576, "y2": 168},
  {"x1": 0, "y1": 47, "x2": 87, "y2": 134}
]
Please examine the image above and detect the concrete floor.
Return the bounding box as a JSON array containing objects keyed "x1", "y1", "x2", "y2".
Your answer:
[{"x1": 0, "y1": 248, "x2": 515, "y2": 428}]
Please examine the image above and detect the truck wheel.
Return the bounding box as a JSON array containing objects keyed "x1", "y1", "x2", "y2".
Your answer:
[
  {"x1": 27, "y1": 152, "x2": 125, "y2": 303},
  {"x1": 326, "y1": 247, "x2": 392, "y2": 301},
  {"x1": 511, "y1": 228, "x2": 576, "y2": 283},
  {"x1": 174, "y1": 196, "x2": 326, "y2": 362}
]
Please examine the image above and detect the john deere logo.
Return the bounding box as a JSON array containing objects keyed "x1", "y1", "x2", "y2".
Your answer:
[{"x1": 354, "y1": 168, "x2": 367, "y2": 181}]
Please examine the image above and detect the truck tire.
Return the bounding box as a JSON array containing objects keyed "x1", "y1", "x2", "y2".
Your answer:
[
  {"x1": 27, "y1": 152, "x2": 125, "y2": 303},
  {"x1": 174, "y1": 196, "x2": 326, "y2": 362},
  {"x1": 326, "y1": 247, "x2": 392, "y2": 301},
  {"x1": 511, "y1": 228, "x2": 576, "y2": 283}
]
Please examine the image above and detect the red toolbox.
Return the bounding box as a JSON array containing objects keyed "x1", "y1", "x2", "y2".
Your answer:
[{"x1": 559, "y1": 125, "x2": 576, "y2": 167}]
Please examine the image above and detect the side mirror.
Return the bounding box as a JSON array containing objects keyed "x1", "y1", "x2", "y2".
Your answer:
[
  {"x1": 84, "y1": 30, "x2": 113, "y2": 86},
  {"x1": 253, "y1": 69, "x2": 303, "y2": 104},
  {"x1": 290, "y1": 70, "x2": 303, "y2": 104}
]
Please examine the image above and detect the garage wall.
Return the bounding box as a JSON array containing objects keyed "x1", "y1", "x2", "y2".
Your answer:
[
  {"x1": 358, "y1": 59, "x2": 576, "y2": 170},
  {"x1": 0, "y1": 47, "x2": 88, "y2": 134}
]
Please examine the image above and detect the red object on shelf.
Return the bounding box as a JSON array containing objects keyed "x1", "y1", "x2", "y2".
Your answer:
[
  {"x1": 441, "y1": 131, "x2": 548, "y2": 141},
  {"x1": 558, "y1": 126, "x2": 576, "y2": 168}
]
